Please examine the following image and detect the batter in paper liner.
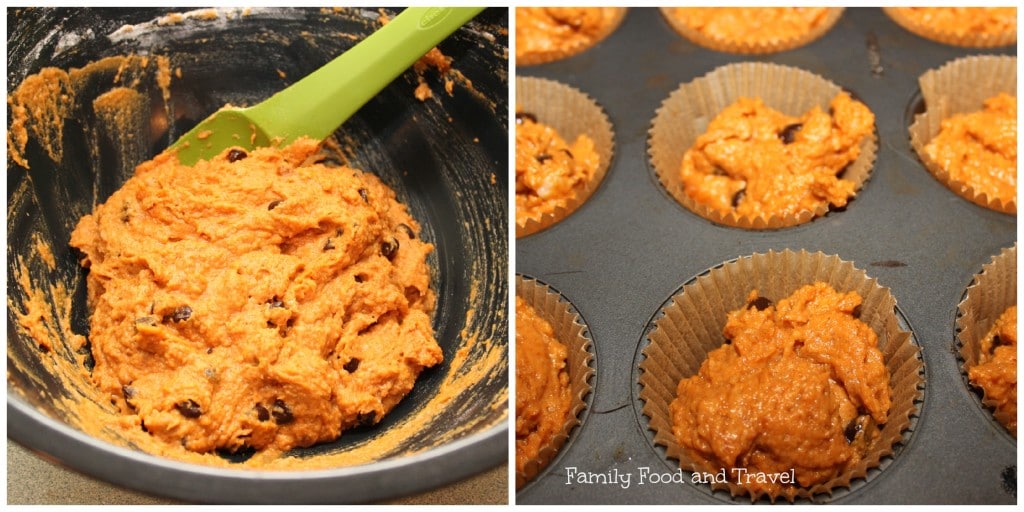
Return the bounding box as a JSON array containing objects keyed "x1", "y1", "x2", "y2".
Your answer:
[
  {"x1": 70, "y1": 137, "x2": 442, "y2": 455},
  {"x1": 515, "y1": 296, "x2": 571, "y2": 475},
  {"x1": 666, "y1": 7, "x2": 832, "y2": 46},
  {"x1": 924, "y1": 93, "x2": 1016, "y2": 207},
  {"x1": 968, "y1": 305, "x2": 1017, "y2": 436},
  {"x1": 515, "y1": 8, "x2": 618, "y2": 61},
  {"x1": 680, "y1": 92, "x2": 874, "y2": 221},
  {"x1": 670, "y1": 283, "x2": 891, "y2": 495},
  {"x1": 889, "y1": 7, "x2": 1016, "y2": 39},
  {"x1": 515, "y1": 111, "x2": 599, "y2": 227}
]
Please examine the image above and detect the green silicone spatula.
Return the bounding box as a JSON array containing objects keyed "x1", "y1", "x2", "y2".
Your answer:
[{"x1": 168, "y1": 7, "x2": 484, "y2": 165}]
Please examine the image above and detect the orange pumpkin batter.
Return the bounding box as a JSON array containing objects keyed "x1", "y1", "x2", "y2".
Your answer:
[
  {"x1": 666, "y1": 7, "x2": 832, "y2": 45},
  {"x1": 680, "y1": 93, "x2": 874, "y2": 221},
  {"x1": 888, "y1": 7, "x2": 1016, "y2": 39},
  {"x1": 515, "y1": 111, "x2": 599, "y2": 227},
  {"x1": 515, "y1": 296, "x2": 571, "y2": 475},
  {"x1": 924, "y1": 93, "x2": 1016, "y2": 206},
  {"x1": 515, "y1": 8, "x2": 619, "y2": 62},
  {"x1": 968, "y1": 305, "x2": 1017, "y2": 436},
  {"x1": 69, "y1": 137, "x2": 442, "y2": 456},
  {"x1": 671, "y1": 283, "x2": 891, "y2": 496}
]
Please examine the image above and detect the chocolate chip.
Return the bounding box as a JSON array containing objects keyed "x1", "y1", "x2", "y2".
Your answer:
[
  {"x1": 851, "y1": 305, "x2": 863, "y2": 319},
  {"x1": 267, "y1": 200, "x2": 282, "y2": 211},
  {"x1": 397, "y1": 223, "x2": 415, "y2": 239},
  {"x1": 271, "y1": 399, "x2": 294, "y2": 425},
  {"x1": 535, "y1": 153, "x2": 552, "y2": 163},
  {"x1": 993, "y1": 335, "x2": 1004, "y2": 348},
  {"x1": 779, "y1": 123, "x2": 803, "y2": 144},
  {"x1": 171, "y1": 305, "x2": 192, "y2": 322},
  {"x1": 344, "y1": 358, "x2": 360, "y2": 373},
  {"x1": 515, "y1": 111, "x2": 537, "y2": 125},
  {"x1": 227, "y1": 148, "x2": 248, "y2": 162},
  {"x1": 747, "y1": 296, "x2": 772, "y2": 311},
  {"x1": 323, "y1": 238, "x2": 335, "y2": 251},
  {"x1": 122, "y1": 385, "x2": 136, "y2": 400},
  {"x1": 562, "y1": 149, "x2": 574, "y2": 159},
  {"x1": 176, "y1": 399, "x2": 202, "y2": 418},
  {"x1": 140, "y1": 420, "x2": 148, "y2": 433},
  {"x1": 358, "y1": 188, "x2": 369, "y2": 203},
  {"x1": 357, "y1": 411, "x2": 377, "y2": 427},
  {"x1": 267, "y1": 296, "x2": 284, "y2": 308},
  {"x1": 381, "y1": 237, "x2": 399, "y2": 260},
  {"x1": 844, "y1": 417, "x2": 864, "y2": 443},
  {"x1": 354, "y1": 274, "x2": 365, "y2": 283},
  {"x1": 255, "y1": 404, "x2": 270, "y2": 422},
  {"x1": 731, "y1": 188, "x2": 746, "y2": 208}
]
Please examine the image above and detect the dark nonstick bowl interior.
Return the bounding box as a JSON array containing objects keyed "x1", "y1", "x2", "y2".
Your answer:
[{"x1": 7, "y1": 7, "x2": 508, "y2": 504}]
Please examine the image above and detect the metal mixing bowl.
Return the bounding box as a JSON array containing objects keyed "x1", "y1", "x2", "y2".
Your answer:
[{"x1": 7, "y1": 7, "x2": 508, "y2": 504}]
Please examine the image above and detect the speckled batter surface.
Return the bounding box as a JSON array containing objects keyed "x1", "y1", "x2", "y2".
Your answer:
[{"x1": 69, "y1": 137, "x2": 442, "y2": 456}]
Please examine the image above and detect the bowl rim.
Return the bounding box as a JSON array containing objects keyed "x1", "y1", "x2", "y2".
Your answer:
[{"x1": 8, "y1": 394, "x2": 508, "y2": 504}]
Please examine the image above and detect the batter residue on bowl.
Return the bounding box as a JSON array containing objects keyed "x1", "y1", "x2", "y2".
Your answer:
[{"x1": 69, "y1": 137, "x2": 442, "y2": 456}]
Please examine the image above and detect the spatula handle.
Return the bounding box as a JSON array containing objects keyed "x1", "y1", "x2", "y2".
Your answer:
[{"x1": 249, "y1": 7, "x2": 484, "y2": 144}]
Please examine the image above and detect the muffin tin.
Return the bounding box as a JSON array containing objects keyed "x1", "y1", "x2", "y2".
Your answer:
[{"x1": 516, "y1": 7, "x2": 1015, "y2": 504}]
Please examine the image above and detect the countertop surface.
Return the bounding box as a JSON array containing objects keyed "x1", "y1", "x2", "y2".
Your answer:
[{"x1": 7, "y1": 441, "x2": 508, "y2": 505}]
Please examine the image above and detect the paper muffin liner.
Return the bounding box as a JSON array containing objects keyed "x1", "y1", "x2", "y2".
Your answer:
[
  {"x1": 516, "y1": 7, "x2": 628, "y2": 66},
  {"x1": 648, "y1": 62, "x2": 878, "y2": 230},
  {"x1": 884, "y1": 7, "x2": 1016, "y2": 48},
  {"x1": 956, "y1": 244, "x2": 1017, "y2": 437},
  {"x1": 659, "y1": 7, "x2": 844, "y2": 54},
  {"x1": 515, "y1": 275, "x2": 595, "y2": 490},
  {"x1": 516, "y1": 76, "x2": 615, "y2": 238},
  {"x1": 638, "y1": 249, "x2": 923, "y2": 503},
  {"x1": 908, "y1": 55, "x2": 1017, "y2": 214}
]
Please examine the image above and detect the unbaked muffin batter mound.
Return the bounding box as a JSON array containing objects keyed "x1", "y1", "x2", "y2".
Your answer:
[
  {"x1": 515, "y1": 8, "x2": 619, "y2": 62},
  {"x1": 925, "y1": 92, "x2": 1017, "y2": 206},
  {"x1": 515, "y1": 111, "x2": 599, "y2": 227},
  {"x1": 668, "y1": 7, "x2": 831, "y2": 45},
  {"x1": 680, "y1": 92, "x2": 874, "y2": 221},
  {"x1": 515, "y1": 296, "x2": 571, "y2": 475},
  {"x1": 889, "y1": 7, "x2": 1016, "y2": 39},
  {"x1": 968, "y1": 305, "x2": 1017, "y2": 436},
  {"x1": 671, "y1": 283, "x2": 891, "y2": 496},
  {"x1": 69, "y1": 137, "x2": 442, "y2": 455}
]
